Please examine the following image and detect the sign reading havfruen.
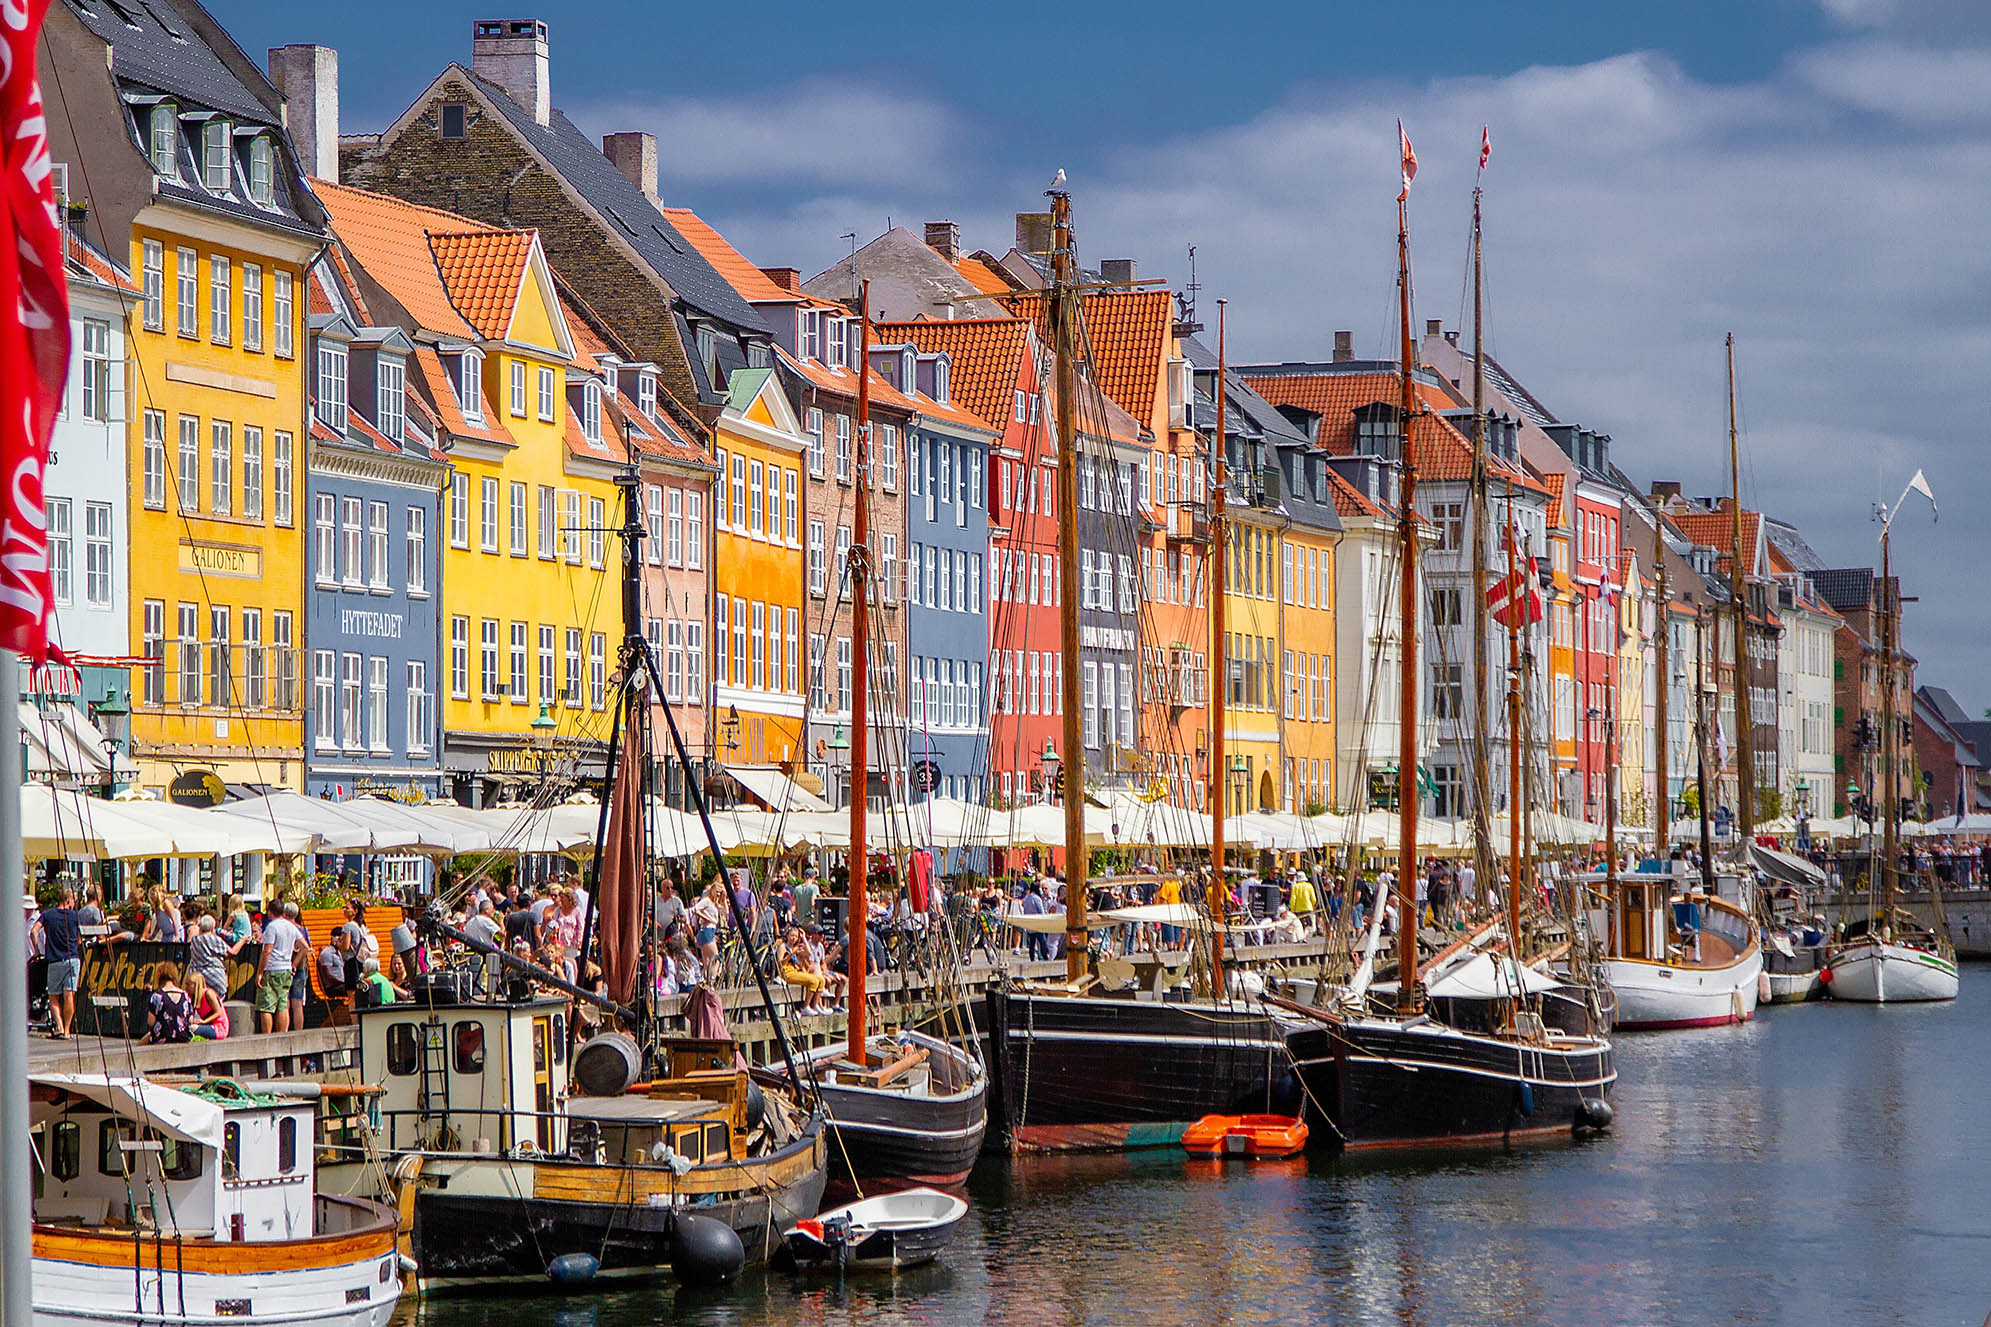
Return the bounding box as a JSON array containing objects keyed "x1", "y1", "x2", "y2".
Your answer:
[{"x1": 0, "y1": 0, "x2": 69, "y2": 663}]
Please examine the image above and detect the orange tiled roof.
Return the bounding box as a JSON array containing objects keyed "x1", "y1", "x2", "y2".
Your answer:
[
  {"x1": 1542, "y1": 471, "x2": 1567, "y2": 526},
  {"x1": 1005, "y1": 289, "x2": 1173, "y2": 427},
  {"x1": 411, "y1": 345, "x2": 514, "y2": 448},
  {"x1": 953, "y1": 255, "x2": 1013, "y2": 296},
  {"x1": 777, "y1": 345, "x2": 919, "y2": 415},
  {"x1": 316, "y1": 180, "x2": 482, "y2": 338},
  {"x1": 1323, "y1": 467, "x2": 1385, "y2": 519},
  {"x1": 658, "y1": 207, "x2": 798, "y2": 305},
  {"x1": 564, "y1": 391, "x2": 631, "y2": 465},
  {"x1": 64, "y1": 231, "x2": 137, "y2": 292},
  {"x1": 428, "y1": 229, "x2": 536, "y2": 341},
  {"x1": 875, "y1": 317, "x2": 1031, "y2": 433},
  {"x1": 1670, "y1": 501, "x2": 1761, "y2": 577}
]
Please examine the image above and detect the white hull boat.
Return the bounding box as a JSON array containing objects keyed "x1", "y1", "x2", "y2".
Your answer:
[
  {"x1": 783, "y1": 1187, "x2": 969, "y2": 1270},
  {"x1": 1824, "y1": 936, "x2": 1959, "y2": 1003},
  {"x1": 1603, "y1": 945, "x2": 1762, "y2": 1029},
  {"x1": 1587, "y1": 872, "x2": 1763, "y2": 1031}
]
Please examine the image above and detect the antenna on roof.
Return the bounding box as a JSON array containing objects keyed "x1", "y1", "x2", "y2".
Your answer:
[
  {"x1": 842, "y1": 231, "x2": 858, "y2": 302},
  {"x1": 1179, "y1": 244, "x2": 1200, "y2": 328}
]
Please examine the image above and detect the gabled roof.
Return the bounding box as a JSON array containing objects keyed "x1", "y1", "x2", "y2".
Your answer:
[
  {"x1": 875, "y1": 317, "x2": 1032, "y2": 433},
  {"x1": 1813, "y1": 567, "x2": 1877, "y2": 614},
  {"x1": 1003, "y1": 289, "x2": 1173, "y2": 427},
  {"x1": 67, "y1": 0, "x2": 271, "y2": 123},
  {"x1": 1920, "y1": 685, "x2": 1974, "y2": 730},
  {"x1": 428, "y1": 230, "x2": 536, "y2": 339},
  {"x1": 658, "y1": 207, "x2": 799, "y2": 305},
  {"x1": 436, "y1": 68, "x2": 767, "y2": 335}
]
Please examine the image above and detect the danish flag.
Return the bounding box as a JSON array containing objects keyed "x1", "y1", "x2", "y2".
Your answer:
[
  {"x1": 1397, "y1": 122, "x2": 1417, "y2": 202},
  {"x1": 1488, "y1": 522, "x2": 1543, "y2": 626}
]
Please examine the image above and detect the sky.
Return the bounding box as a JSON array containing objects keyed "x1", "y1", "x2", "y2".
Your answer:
[{"x1": 214, "y1": 0, "x2": 1991, "y2": 708}]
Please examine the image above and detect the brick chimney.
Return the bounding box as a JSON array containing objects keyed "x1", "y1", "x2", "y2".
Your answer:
[
  {"x1": 472, "y1": 19, "x2": 550, "y2": 127},
  {"x1": 1333, "y1": 330, "x2": 1354, "y2": 363},
  {"x1": 760, "y1": 267, "x2": 801, "y2": 295},
  {"x1": 1651, "y1": 480, "x2": 1683, "y2": 502},
  {"x1": 924, "y1": 220, "x2": 960, "y2": 263},
  {"x1": 601, "y1": 131, "x2": 656, "y2": 199},
  {"x1": 1015, "y1": 212, "x2": 1052, "y2": 255},
  {"x1": 1100, "y1": 258, "x2": 1137, "y2": 286},
  {"x1": 268, "y1": 44, "x2": 338, "y2": 182}
]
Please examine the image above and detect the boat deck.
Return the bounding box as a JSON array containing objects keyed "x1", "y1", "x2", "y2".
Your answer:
[{"x1": 1669, "y1": 930, "x2": 1744, "y2": 968}]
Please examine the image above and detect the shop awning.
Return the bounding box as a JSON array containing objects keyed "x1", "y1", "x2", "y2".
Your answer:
[{"x1": 721, "y1": 765, "x2": 831, "y2": 813}]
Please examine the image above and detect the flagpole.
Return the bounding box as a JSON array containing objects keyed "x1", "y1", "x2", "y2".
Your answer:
[{"x1": 2, "y1": 648, "x2": 31, "y2": 1325}]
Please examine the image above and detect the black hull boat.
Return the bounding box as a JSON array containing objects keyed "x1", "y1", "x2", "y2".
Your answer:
[
  {"x1": 1284, "y1": 1014, "x2": 1616, "y2": 1151},
  {"x1": 763, "y1": 1031, "x2": 989, "y2": 1189},
  {"x1": 985, "y1": 986, "x2": 1294, "y2": 1152}
]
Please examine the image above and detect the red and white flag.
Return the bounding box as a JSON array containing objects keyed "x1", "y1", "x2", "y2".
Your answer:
[
  {"x1": 1397, "y1": 121, "x2": 1418, "y2": 202},
  {"x1": 1487, "y1": 565, "x2": 1543, "y2": 628},
  {"x1": 0, "y1": 0, "x2": 67, "y2": 663},
  {"x1": 1479, "y1": 125, "x2": 1492, "y2": 170}
]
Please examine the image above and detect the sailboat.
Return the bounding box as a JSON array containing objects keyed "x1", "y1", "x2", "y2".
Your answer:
[
  {"x1": 1283, "y1": 132, "x2": 1616, "y2": 1148},
  {"x1": 983, "y1": 184, "x2": 1296, "y2": 1153},
  {"x1": 1589, "y1": 341, "x2": 1761, "y2": 1030},
  {"x1": 327, "y1": 471, "x2": 830, "y2": 1291},
  {"x1": 773, "y1": 284, "x2": 989, "y2": 1188},
  {"x1": 1824, "y1": 473, "x2": 1957, "y2": 1003}
]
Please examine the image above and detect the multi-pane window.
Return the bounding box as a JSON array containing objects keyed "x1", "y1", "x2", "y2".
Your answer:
[
  {"x1": 341, "y1": 497, "x2": 364, "y2": 587},
  {"x1": 836, "y1": 637, "x2": 851, "y2": 712},
  {"x1": 880, "y1": 425, "x2": 898, "y2": 490},
  {"x1": 564, "y1": 629, "x2": 583, "y2": 706},
  {"x1": 272, "y1": 431, "x2": 293, "y2": 525},
  {"x1": 241, "y1": 263, "x2": 262, "y2": 351},
  {"x1": 149, "y1": 106, "x2": 177, "y2": 176},
  {"x1": 835, "y1": 414, "x2": 851, "y2": 481},
  {"x1": 731, "y1": 455, "x2": 745, "y2": 528},
  {"x1": 78, "y1": 320, "x2": 112, "y2": 421},
  {"x1": 142, "y1": 411, "x2": 166, "y2": 509},
  {"x1": 509, "y1": 621, "x2": 527, "y2": 702},
  {"x1": 664, "y1": 620, "x2": 684, "y2": 700},
  {"x1": 646, "y1": 485, "x2": 663, "y2": 566},
  {"x1": 208, "y1": 607, "x2": 231, "y2": 707},
  {"x1": 272, "y1": 270, "x2": 293, "y2": 357},
  {"x1": 271, "y1": 611, "x2": 294, "y2": 709},
  {"x1": 783, "y1": 469, "x2": 798, "y2": 543},
  {"x1": 141, "y1": 240, "x2": 163, "y2": 330},
  {"x1": 808, "y1": 634, "x2": 825, "y2": 708},
  {"x1": 209, "y1": 253, "x2": 230, "y2": 343},
  {"x1": 316, "y1": 342, "x2": 347, "y2": 429},
  {"x1": 480, "y1": 619, "x2": 501, "y2": 699},
  {"x1": 748, "y1": 460, "x2": 764, "y2": 535},
  {"x1": 241, "y1": 608, "x2": 263, "y2": 709},
  {"x1": 175, "y1": 247, "x2": 197, "y2": 336},
  {"x1": 508, "y1": 481, "x2": 528, "y2": 555},
  {"x1": 537, "y1": 365, "x2": 555, "y2": 420},
  {"x1": 83, "y1": 503, "x2": 112, "y2": 607},
  {"x1": 176, "y1": 603, "x2": 199, "y2": 706},
  {"x1": 449, "y1": 474, "x2": 469, "y2": 548},
  {"x1": 686, "y1": 492, "x2": 703, "y2": 569},
  {"x1": 141, "y1": 600, "x2": 164, "y2": 704},
  {"x1": 510, "y1": 361, "x2": 526, "y2": 416},
  {"x1": 202, "y1": 122, "x2": 230, "y2": 193},
  {"x1": 313, "y1": 495, "x2": 336, "y2": 586},
  {"x1": 176, "y1": 415, "x2": 198, "y2": 513},
  {"x1": 667, "y1": 489, "x2": 683, "y2": 565},
  {"x1": 537, "y1": 625, "x2": 555, "y2": 704},
  {"x1": 241, "y1": 427, "x2": 262, "y2": 519},
  {"x1": 458, "y1": 350, "x2": 483, "y2": 423},
  {"x1": 406, "y1": 662, "x2": 431, "y2": 754},
  {"x1": 750, "y1": 602, "x2": 766, "y2": 689},
  {"x1": 784, "y1": 608, "x2": 798, "y2": 693},
  {"x1": 589, "y1": 633, "x2": 606, "y2": 710},
  {"x1": 579, "y1": 381, "x2": 601, "y2": 444},
  {"x1": 588, "y1": 497, "x2": 605, "y2": 568},
  {"x1": 714, "y1": 599, "x2": 730, "y2": 687},
  {"x1": 450, "y1": 616, "x2": 469, "y2": 698},
  {"x1": 368, "y1": 502, "x2": 389, "y2": 589},
  {"x1": 480, "y1": 477, "x2": 499, "y2": 553},
  {"x1": 248, "y1": 136, "x2": 272, "y2": 205},
  {"x1": 367, "y1": 657, "x2": 388, "y2": 750},
  {"x1": 880, "y1": 533, "x2": 897, "y2": 605},
  {"x1": 686, "y1": 620, "x2": 704, "y2": 703},
  {"x1": 807, "y1": 408, "x2": 824, "y2": 476},
  {"x1": 46, "y1": 499, "x2": 70, "y2": 605},
  {"x1": 209, "y1": 421, "x2": 231, "y2": 515},
  {"x1": 341, "y1": 653, "x2": 362, "y2": 747},
  {"x1": 532, "y1": 484, "x2": 554, "y2": 559},
  {"x1": 312, "y1": 651, "x2": 335, "y2": 747},
  {"x1": 560, "y1": 489, "x2": 581, "y2": 563},
  {"x1": 377, "y1": 356, "x2": 405, "y2": 440}
]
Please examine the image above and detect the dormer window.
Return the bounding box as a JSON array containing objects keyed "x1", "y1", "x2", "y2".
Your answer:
[
  {"x1": 201, "y1": 121, "x2": 231, "y2": 193},
  {"x1": 900, "y1": 348, "x2": 915, "y2": 393},
  {"x1": 933, "y1": 355, "x2": 949, "y2": 405},
  {"x1": 801, "y1": 309, "x2": 821, "y2": 362},
  {"x1": 148, "y1": 105, "x2": 178, "y2": 177},
  {"x1": 458, "y1": 349, "x2": 484, "y2": 424},
  {"x1": 636, "y1": 371, "x2": 656, "y2": 418},
  {"x1": 580, "y1": 381, "x2": 602, "y2": 446},
  {"x1": 1353, "y1": 403, "x2": 1402, "y2": 464},
  {"x1": 826, "y1": 318, "x2": 846, "y2": 370},
  {"x1": 247, "y1": 135, "x2": 273, "y2": 205},
  {"x1": 316, "y1": 341, "x2": 348, "y2": 431},
  {"x1": 695, "y1": 325, "x2": 717, "y2": 383},
  {"x1": 377, "y1": 354, "x2": 406, "y2": 442}
]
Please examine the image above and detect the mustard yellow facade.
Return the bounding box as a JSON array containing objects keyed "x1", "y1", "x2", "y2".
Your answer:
[
  {"x1": 1221, "y1": 515, "x2": 1284, "y2": 816},
  {"x1": 127, "y1": 214, "x2": 318, "y2": 791},
  {"x1": 1281, "y1": 526, "x2": 1337, "y2": 814},
  {"x1": 710, "y1": 369, "x2": 808, "y2": 768}
]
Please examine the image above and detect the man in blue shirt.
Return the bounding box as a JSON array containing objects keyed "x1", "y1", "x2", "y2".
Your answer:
[{"x1": 32, "y1": 887, "x2": 82, "y2": 1039}]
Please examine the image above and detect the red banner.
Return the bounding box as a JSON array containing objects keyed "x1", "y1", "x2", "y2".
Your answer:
[{"x1": 0, "y1": 0, "x2": 68, "y2": 663}]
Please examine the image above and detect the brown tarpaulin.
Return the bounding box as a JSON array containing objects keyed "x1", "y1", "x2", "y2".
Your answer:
[{"x1": 598, "y1": 696, "x2": 645, "y2": 1008}]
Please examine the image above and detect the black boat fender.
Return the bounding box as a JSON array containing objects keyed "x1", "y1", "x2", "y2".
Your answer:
[
  {"x1": 670, "y1": 1211, "x2": 746, "y2": 1286},
  {"x1": 1575, "y1": 1097, "x2": 1615, "y2": 1132},
  {"x1": 1515, "y1": 1079, "x2": 1535, "y2": 1117}
]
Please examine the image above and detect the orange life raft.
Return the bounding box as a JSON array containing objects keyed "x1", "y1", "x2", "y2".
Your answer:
[{"x1": 1180, "y1": 1114, "x2": 1309, "y2": 1158}]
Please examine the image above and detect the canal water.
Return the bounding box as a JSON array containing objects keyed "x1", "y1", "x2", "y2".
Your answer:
[{"x1": 399, "y1": 966, "x2": 1991, "y2": 1326}]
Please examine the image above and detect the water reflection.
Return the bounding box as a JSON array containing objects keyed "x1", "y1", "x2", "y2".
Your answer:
[{"x1": 401, "y1": 968, "x2": 1988, "y2": 1326}]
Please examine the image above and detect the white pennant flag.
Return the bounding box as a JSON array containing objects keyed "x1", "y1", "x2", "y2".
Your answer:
[{"x1": 1907, "y1": 468, "x2": 1938, "y2": 522}]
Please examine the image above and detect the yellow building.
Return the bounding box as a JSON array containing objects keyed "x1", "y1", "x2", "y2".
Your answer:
[
  {"x1": 315, "y1": 183, "x2": 621, "y2": 800},
  {"x1": 711, "y1": 368, "x2": 809, "y2": 769},
  {"x1": 1221, "y1": 512, "x2": 1283, "y2": 816},
  {"x1": 37, "y1": 1, "x2": 333, "y2": 791},
  {"x1": 1281, "y1": 522, "x2": 1338, "y2": 814}
]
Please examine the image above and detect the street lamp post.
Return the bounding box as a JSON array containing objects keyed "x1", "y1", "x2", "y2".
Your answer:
[
  {"x1": 827, "y1": 722, "x2": 850, "y2": 809},
  {"x1": 1039, "y1": 738, "x2": 1059, "y2": 804}
]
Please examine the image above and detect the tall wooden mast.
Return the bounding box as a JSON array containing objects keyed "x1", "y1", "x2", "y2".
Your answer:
[
  {"x1": 1879, "y1": 523, "x2": 1897, "y2": 935},
  {"x1": 1208, "y1": 299, "x2": 1229, "y2": 996},
  {"x1": 1504, "y1": 473, "x2": 1523, "y2": 953},
  {"x1": 1694, "y1": 609, "x2": 1716, "y2": 895},
  {"x1": 1652, "y1": 500, "x2": 1671, "y2": 857},
  {"x1": 1727, "y1": 334, "x2": 1754, "y2": 847},
  {"x1": 1050, "y1": 185, "x2": 1089, "y2": 982},
  {"x1": 1469, "y1": 183, "x2": 1495, "y2": 907},
  {"x1": 846, "y1": 282, "x2": 873, "y2": 1061},
  {"x1": 1394, "y1": 191, "x2": 1422, "y2": 1017}
]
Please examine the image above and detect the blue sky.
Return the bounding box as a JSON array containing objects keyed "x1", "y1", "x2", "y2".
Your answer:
[{"x1": 211, "y1": 0, "x2": 1991, "y2": 701}]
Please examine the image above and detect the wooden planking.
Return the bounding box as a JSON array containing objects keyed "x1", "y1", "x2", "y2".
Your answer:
[
  {"x1": 529, "y1": 1133, "x2": 824, "y2": 1202},
  {"x1": 34, "y1": 1216, "x2": 395, "y2": 1274}
]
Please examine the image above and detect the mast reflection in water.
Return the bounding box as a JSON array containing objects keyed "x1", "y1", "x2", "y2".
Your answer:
[{"x1": 402, "y1": 968, "x2": 1983, "y2": 1326}]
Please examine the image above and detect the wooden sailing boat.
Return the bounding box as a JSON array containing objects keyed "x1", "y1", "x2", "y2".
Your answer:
[
  {"x1": 1283, "y1": 131, "x2": 1615, "y2": 1147},
  {"x1": 1824, "y1": 472, "x2": 1957, "y2": 1002},
  {"x1": 1589, "y1": 347, "x2": 1762, "y2": 1029},
  {"x1": 774, "y1": 284, "x2": 988, "y2": 1188},
  {"x1": 983, "y1": 182, "x2": 1295, "y2": 1154},
  {"x1": 328, "y1": 471, "x2": 830, "y2": 1290}
]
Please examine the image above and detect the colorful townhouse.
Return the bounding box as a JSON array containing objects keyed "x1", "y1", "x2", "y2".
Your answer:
[
  {"x1": 44, "y1": 0, "x2": 328, "y2": 794},
  {"x1": 1765, "y1": 520, "x2": 1845, "y2": 825},
  {"x1": 874, "y1": 322, "x2": 1002, "y2": 807},
  {"x1": 38, "y1": 230, "x2": 140, "y2": 789},
  {"x1": 300, "y1": 248, "x2": 447, "y2": 802},
  {"x1": 313, "y1": 181, "x2": 619, "y2": 804}
]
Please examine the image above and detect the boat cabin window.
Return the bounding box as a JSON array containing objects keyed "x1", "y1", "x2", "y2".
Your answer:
[
  {"x1": 703, "y1": 1122, "x2": 728, "y2": 1161},
  {"x1": 223, "y1": 1122, "x2": 240, "y2": 1177},
  {"x1": 162, "y1": 1136, "x2": 201, "y2": 1181},
  {"x1": 387, "y1": 1022, "x2": 420, "y2": 1075},
  {"x1": 98, "y1": 1120, "x2": 131, "y2": 1177},
  {"x1": 278, "y1": 1116, "x2": 298, "y2": 1173},
  {"x1": 50, "y1": 1120, "x2": 80, "y2": 1182},
  {"x1": 551, "y1": 1013, "x2": 566, "y2": 1064},
  {"x1": 453, "y1": 1021, "x2": 485, "y2": 1073},
  {"x1": 668, "y1": 1126, "x2": 702, "y2": 1163}
]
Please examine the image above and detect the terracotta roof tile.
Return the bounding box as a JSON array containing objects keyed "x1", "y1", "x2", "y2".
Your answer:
[
  {"x1": 315, "y1": 180, "x2": 482, "y2": 338},
  {"x1": 63, "y1": 231, "x2": 137, "y2": 293},
  {"x1": 875, "y1": 317, "x2": 1031, "y2": 433},
  {"x1": 1004, "y1": 289, "x2": 1172, "y2": 427},
  {"x1": 1324, "y1": 468, "x2": 1385, "y2": 518},
  {"x1": 428, "y1": 229, "x2": 535, "y2": 340},
  {"x1": 412, "y1": 345, "x2": 514, "y2": 448},
  {"x1": 952, "y1": 256, "x2": 1013, "y2": 295},
  {"x1": 657, "y1": 207, "x2": 799, "y2": 305},
  {"x1": 776, "y1": 345, "x2": 919, "y2": 416}
]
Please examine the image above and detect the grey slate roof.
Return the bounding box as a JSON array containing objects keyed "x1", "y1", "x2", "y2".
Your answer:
[
  {"x1": 1920, "y1": 685, "x2": 1973, "y2": 729},
  {"x1": 462, "y1": 69, "x2": 768, "y2": 338},
  {"x1": 1765, "y1": 517, "x2": 1830, "y2": 573},
  {"x1": 1479, "y1": 353, "x2": 1559, "y2": 429},
  {"x1": 1812, "y1": 567, "x2": 1875, "y2": 613},
  {"x1": 69, "y1": 0, "x2": 273, "y2": 123}
]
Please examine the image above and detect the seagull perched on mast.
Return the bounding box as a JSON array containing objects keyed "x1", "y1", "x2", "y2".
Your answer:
[{"x1": 1050, "y1": 167, "x2": 1067, "y2": 189}]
